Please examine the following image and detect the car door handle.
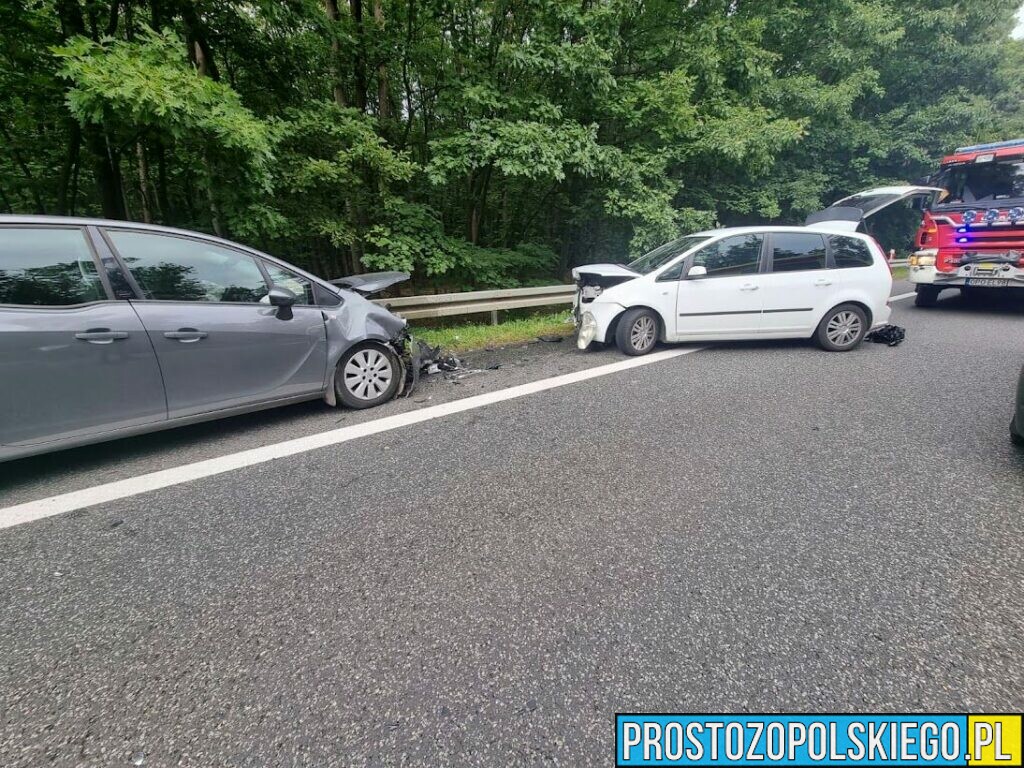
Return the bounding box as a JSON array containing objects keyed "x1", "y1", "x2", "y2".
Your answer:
[
  {"x1": 814, "y1": 278, "x2": 833, "y2": 286},
  {"x1": 75, "y1": 329, "x2": 129, "y2": 344},
  {"x1": 164, "y1": 328, "x2": 208, "y2": 343},
  {"x1": 739, "y1": 284, "x2": 760, "y2": 291}
]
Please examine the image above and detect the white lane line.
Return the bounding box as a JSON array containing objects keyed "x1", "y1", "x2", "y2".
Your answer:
[
  {"x1": 0, "y1": 347, "x2": 703, "y2": 530},
  {"x1": 890, "y1": 291, "x2": 916, "y2": 302}
]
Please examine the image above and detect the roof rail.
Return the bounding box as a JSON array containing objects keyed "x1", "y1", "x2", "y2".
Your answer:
[{"x1": 954, "y1": 138, "x2": 1024, "y2": 153}]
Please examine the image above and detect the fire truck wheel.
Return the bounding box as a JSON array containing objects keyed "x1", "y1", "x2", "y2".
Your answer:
[
  {"x1": 960, "y1": 286, "x2": 979, "y2": 303},
  {"x1": 914, "y1": 285, "x2": 940, "y2": 308}
]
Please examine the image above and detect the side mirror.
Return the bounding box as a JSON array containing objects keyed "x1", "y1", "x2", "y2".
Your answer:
[
  {"x1": 686, "y1": 265, "x2": 708, "y2": 279},
  {"x1": 268, "y1": 285, "x2": 297, "y2": 307}
]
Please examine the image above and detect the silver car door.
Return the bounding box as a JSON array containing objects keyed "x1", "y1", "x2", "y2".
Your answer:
[
  {"x1": 0, "y1": 225, "x2": 166, "y2": 447},
  {"x1": 103, "y1": 228, "x2": 328, "y2": 419}
]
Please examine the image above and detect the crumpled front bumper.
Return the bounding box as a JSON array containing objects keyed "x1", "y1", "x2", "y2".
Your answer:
[{"x1": 576, "y1": 300, "x2": 626, "y2": 349}]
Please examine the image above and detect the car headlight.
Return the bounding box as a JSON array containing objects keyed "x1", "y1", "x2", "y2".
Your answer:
[{"x1": 577, "y1": 312, "x2": 598, "y2": 349}]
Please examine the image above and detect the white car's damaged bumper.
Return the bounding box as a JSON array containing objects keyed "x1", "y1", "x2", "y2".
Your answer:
[
  {"x1": 873, "y1": 302, "x2": 892, "y2": 328},
  {"x1": 576, "y1": 300, "x2": 626, "y2": 350}
]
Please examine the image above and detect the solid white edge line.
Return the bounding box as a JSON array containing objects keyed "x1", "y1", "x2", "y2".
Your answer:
[
  {"x1": 889, "y1": 291, "x2": 916, "y2": 302},
  {"x1": 0, "y1": 346, "x2": 703, "y2": 530}
]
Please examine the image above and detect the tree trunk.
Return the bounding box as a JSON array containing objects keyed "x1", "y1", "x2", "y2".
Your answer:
[
  {"x1": 349, "y1": 0, "x2": 368, "y2": 112},
  {"x1": 155, "y1": 140, "x2": 172, "y2": 221},
  {"x1": 136, "y1": 140, "x2": 153, "y2": 223},
  {"x1": 469, "y1": 164, "x2": 492, "y2": 245},
  {"x1": 324, "y1": 0, "x2": 347, "y2": 107},
  {"x1": 374, "y1": 0, "x2": 390, "y2": 119},
  {"x1": 182, "y1": 8, "x2": 227, "y2": 236},
  {"x1": 114, "y1": 134, "x2": 132, "y2": 219},
  {"x1": 202, "y1": 147, "x2": 224, "y2": 237},
  {"x1": 56, "y1": 120, "x2": 81, "y2": 215},
  {"x1": 181, "y1": 2, "x2": 221, "y2": 81}
]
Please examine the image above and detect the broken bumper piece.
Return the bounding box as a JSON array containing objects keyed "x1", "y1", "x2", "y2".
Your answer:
[{"x1": 577, "y1": 311, "x2": 598, "y2": 349}]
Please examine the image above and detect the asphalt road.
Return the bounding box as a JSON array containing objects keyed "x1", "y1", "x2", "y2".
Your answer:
[{"x1": 2, "y1": 286, "x2": 1023, "y2": 767}]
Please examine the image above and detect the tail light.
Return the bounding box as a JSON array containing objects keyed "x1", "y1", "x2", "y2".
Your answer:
[
  {"x1": 936, "y1": 251, "x2": 958, "y2": 273},
  {"x1": 917, "y1": 212, "x2": 938, "y2": 246}
]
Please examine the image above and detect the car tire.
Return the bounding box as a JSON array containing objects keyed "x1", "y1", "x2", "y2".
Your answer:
[
  {"x1": 815, "y1": 303, "x2": 868, "y2": 352},
  {"x1": 615, "y1": 308, "x2": 659, "y2": 356},
  {"x1": 915, "y1": 285, "x2": 940, "y2": 307},
  {"x1": 335, "y1": 343, "x2": 401, "y2": 409}
]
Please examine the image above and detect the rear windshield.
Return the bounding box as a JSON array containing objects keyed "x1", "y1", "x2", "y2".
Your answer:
[
  {"x1": 931, "y1": 159, "x2": 1024, "y2": 209},
  {"x1": 627, "y1": 235, "x2": 711, "y2": 274}
]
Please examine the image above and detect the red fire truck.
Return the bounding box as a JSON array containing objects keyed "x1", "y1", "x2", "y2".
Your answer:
[{"x1": 908, "y1": 139, "x2": 1024, "y2": 306}]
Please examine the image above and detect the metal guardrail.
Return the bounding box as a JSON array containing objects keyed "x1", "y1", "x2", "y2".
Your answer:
[
  {"x1": 376, "y1": 260, "x2": 911, "y2": 323},
  {"x1": 373, "y1": 283, "x2": 575, "y2": 322}
]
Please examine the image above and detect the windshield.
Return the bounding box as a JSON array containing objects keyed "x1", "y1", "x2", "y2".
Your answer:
[
  {"x1": 932, "y1": 159, "x2": 1024, "y2": 209},
  {"x1": 627, "y1": 235, "x2": 712, "y2": 274}
]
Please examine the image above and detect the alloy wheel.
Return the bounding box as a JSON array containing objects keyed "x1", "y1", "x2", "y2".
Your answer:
[
  {"x1": 825, "y1": 310, "x2": 862, "y2": 348},
  {"x1": 630, "y1": 315, "x2": 656, "y2": 351}
]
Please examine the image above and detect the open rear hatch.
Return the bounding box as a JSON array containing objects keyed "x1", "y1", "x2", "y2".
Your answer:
[{"x1": 805, "y1": 185, "x2": 944, "y2": 231}]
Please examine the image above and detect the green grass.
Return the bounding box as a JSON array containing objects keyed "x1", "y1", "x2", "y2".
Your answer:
[
  {"x1": 410, "y1": 311, "x2": 575, "y2": 353},
  {"x1": 891, "y1": 266, "x2": 909, "y2": 281}
]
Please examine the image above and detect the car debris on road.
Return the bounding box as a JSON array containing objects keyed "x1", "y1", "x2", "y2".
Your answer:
[{"x1": 865, "y1": 324, "x2": 906, "y2": 346}]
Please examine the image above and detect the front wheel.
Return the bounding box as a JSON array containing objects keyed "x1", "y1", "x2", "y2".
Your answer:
[
  {"x1": 815, "y1": 304, "x2": 868, "y2": 352},
  {"x1": 615, "y1": 308, "x2": 659, "y2": 356},
  {"x1": 335, "y1": 343, "x2": 401, "y2": 409},
  {"x1": 915, "y1": 285, "x2": 940, "y2": 307}
]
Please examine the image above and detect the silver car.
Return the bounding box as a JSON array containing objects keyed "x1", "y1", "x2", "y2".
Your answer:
[{"x1": 0, "y1": 216, "x2": 414, "y2": 462}]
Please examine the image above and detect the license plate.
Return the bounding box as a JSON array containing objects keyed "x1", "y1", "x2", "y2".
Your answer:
[{"x1": 966, "y1": 277, "x2": 1009, "y2": 287}]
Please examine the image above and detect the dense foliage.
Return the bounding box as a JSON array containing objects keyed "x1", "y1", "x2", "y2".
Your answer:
[{"x1": 2, "y1": 0, "x2": 1023, "y2": 289}]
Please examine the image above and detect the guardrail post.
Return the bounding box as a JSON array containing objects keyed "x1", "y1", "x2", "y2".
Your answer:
[{"x1": 491, "y1": 310, "x2": 499, "y2": 326}]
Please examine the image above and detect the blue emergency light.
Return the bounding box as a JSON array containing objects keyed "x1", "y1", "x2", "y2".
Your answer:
[{"x1": 955, "y1": 138, "x2": 1024, "y2": 153}]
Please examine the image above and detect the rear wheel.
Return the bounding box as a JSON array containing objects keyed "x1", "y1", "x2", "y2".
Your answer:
[
  {"x1": 915, "y1": 285, "x2": 940, "y2": 307},
  {"x1": 614, "y1": 308, "x2": 659, "y2": 356},
  {"x1": 335, "y1": 343, "x2": 401, "y2": 409},
  {"x1": 815, "y1": 304, "x2": 867, "y2": 352}
]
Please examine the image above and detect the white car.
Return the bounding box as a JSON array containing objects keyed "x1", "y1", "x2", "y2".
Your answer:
[{"x1": 573, "y1": 225, "x2": 893, "y2": 355}]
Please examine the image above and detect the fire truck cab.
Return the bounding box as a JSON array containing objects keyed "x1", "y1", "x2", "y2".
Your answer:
[{"x1": 909, "y1": 139, "x2": 1024, "y2": 306}]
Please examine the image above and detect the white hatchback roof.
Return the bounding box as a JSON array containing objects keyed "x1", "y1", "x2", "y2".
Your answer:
[{"x1": 688, "y1": 225, "x2": 870, "y2": 238}]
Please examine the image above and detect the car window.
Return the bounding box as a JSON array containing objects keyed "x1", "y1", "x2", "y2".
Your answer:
[
  {"x1": 262, "y1": 261, "x2": 315, "y2": 305},
  {"x1": 828, "y1": 235, "x2": 874, "y2": 268},
  {"x1": 656, "y1": 260, "x2": 686, "y2": 281},
  {"x1": 691, "y1": 234, "x2": 763, "y2": 277},
  {"x1": 106, "y1": 230, "x2": 269, "y2": 303},
  {"x1": 770, "y1": 232, "x2": 827, "y2": 272},
  {"x1": 0, "y1": 227, "x2": 106, "y2": 306},
  {"x1": 627, "y1": 235, "x2": 712, "y2": 274}
]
